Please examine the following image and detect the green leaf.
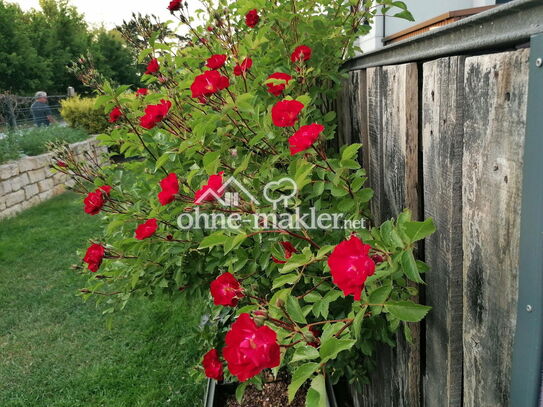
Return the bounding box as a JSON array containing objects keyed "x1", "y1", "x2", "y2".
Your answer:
[
  {"x1": 281, "y1": 249, "x2": 313, "y2": 273},
  {"x1": 291, "y1": 345, "x2": 319, "y2": 363},
  {"x1": 155, "y1": 152, "x2": 171, "y2": 172},
  {"x1": 341, "y1": 143, "x2": 362, "y2": 161},
  {"x1": 401, "y1": 249, "x2": 424, "y2": 283},
  {"x1": 286, "y1": 296, "x2": 307, "y2": 324},
  {"x1": 305, "y1": 375, "x2": 327, "y2": 407},
  {"x1": 323, "y1": 111, "x2": 336, "y2": 122},
  {"x1": 272, "y1": 273, "x2": 299, "y2": 290},
  {"x1": 203, "y1": 151, "x2": 220, "y2": 175},
  {"x1": 319, "y1": 337, "x2": 356, "y2": 363},
  {"x1": 393, "y1": 10, "x2": 415, "y2": 21},
  {"x1": 223, "y1": 233, "x2": 247, "y2": 254},
  {"x1": 402, "y1": 218, "x2": 436, "y2": 243},
  {"x1": 353, "y1": 305, "x2": 368, "y2": 341},
  {"x1": 288, "y1": 363, "x2": 319, "y2": 402},
  {"x1": 236, "y1": 382, "x2": 248, "y2": 403},
  {"x1": 369, "y1": 284, "x2": 392, "y2": 304},
  {"x1": 234, "y1": 153, "x2": 252, "y2": 176},
  {"x1": 385, "y1": 301, "x2": 431, "y2": 322},
  {"x1": 198, "y1": 232, "x2": 226, "y2": 249}
]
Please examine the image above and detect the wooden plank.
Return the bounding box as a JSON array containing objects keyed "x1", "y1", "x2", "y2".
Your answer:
[
  {"x1": 462, "y1": 49, "x2": 529, "y2": 407},
  {"x1": 366, "y1": 67, "x2": 383, "y2": 224},
  {"x1": 360, "y1": 63, "x2": 420, "y2": 407},
  {"x1": 337, "y1": 76, "x2": 352, "y2": 149},
  {"x1": 356, "y1": 70, "x2": 370, "y2": 170},
  {"x1": 422, "y1": 56, "x2": 465, "y2": 407}
]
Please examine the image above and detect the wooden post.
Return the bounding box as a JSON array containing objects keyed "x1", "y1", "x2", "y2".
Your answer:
[
  {"x1": 462, "y1": 49, "x2": 529, "y2": 407},
  {"x1": 422, "y1": 56, "x2": 465, "y2": 407},
  {"x1": 361, "y1": 63, "x2": 420, "y2": 407}
]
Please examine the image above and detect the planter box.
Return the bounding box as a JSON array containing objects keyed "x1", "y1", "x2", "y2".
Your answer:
[{"x1": 204, "y1": 378, "x2": 340, "y2": 407}]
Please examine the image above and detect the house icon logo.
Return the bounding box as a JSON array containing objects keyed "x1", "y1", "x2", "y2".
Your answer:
[
  {"x1": 193, "y1": 176, "x2": 298, "y2": 208},
  {"x1": 194, "y1": 176, "x2": 261, "y2": 207}
]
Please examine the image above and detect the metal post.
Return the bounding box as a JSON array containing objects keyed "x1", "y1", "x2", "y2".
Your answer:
[{"x1": 510, "y1": 33, "x2": 543, "y2": 407}]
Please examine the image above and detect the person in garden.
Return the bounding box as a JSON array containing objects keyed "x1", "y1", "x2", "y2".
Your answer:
[{"x1": 31, "y1": 91, "x2": 56, "y2": 127}]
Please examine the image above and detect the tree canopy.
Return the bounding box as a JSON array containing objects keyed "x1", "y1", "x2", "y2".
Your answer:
[{"x1": 0, "y1": 0, "x2": 140, "y2": 95}]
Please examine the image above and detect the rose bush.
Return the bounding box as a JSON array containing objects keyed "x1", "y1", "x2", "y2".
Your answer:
[{"x1": 53, "y1": 0, "x2": 435, "y2": 405}]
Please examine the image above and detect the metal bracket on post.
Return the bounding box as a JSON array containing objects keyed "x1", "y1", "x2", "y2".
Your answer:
[{"x1": 510, "y1": 33, "x2": 543, "y2": 407}]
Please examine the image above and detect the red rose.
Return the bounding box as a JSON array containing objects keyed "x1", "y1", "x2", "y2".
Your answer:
[
  {"x1": 210, "y1": 272, "x2": 244, "y2": 307},
  {"x1": 291, "y1": 45, "x2": 312, "y2": 63},
  {"x1": 266, "y1": 73, "x2": 292, "y2": 96},
  {"x1": 136, "y1": 88, "x2": 149, "y2": 96},
  {"x1": 191, "y1": 70, "x2": 230, "y2": 98},
  {"x1": 83, "y1": 189, "x2": 106, "y2": 215},
  {"x1": 203, "y1": 349, "x2": 224, "y2": 381},
  {"x1": 223, "y1": 313, "x2": 280, "y2": 382},
  {"x1": 108, "y1": 107, "x2": 122, "y2": 123},
  {"x1": 233, "y1": 58, "x2": 253, "y2": 76},
  {"x1": 194, "y1": 171, "x2": 224, "y2": 204},
  {"x1": 288, "y1": 123, "x2": 324, "y2": 155},
  {"x1": 327, "y1": 236, "x2": 376, "y2": 301},
  {"x1": 206, "y1": 54, "x2": 227, "y2": 70},
  {"x1": 307, "y1": 326, "x2": 321, "y2": 348},
  {"x1": 271, "y1": 100, "x2": 304, "y2": 127},
  {"x1": 83, "y1": 243, "x2": 105, "y2": 273},
  {"x1": 272, "y1": 241, "x2": 298, "y2": 264},
  {"x1": 168, "y1": 0, "x2": 182, "y2": 12},
  {"x1": 245, "y1": 9, "x2": 260, "y2": 28},
  {"x1": 158, "y1": 173, "x2": 179, "y2": 205},
  {"x1": 145, "y1": 58, "x2": 160, "y2": 75},
  {"x1": 99, "y1": 185, "x2": 112, "y2": 195},
  {"x1": 83, "y1": 186, "x2": 111, "y2": 215},
  {"x1": 207, "y1": 26, "x2": 214, "y2": 32},
  {"x1": 135, "y1": 218, "x2": 158, "y2": 240},
  {"x1": 140, "y1": 99, "x2": 172, "y2": 129}
]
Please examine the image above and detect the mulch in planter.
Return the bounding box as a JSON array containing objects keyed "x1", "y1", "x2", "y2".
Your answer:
[
  {"x1": 224, "y1": 380, "x2": 307, "y2": 407},
  {"x1": 224, "y1": 371, "x2": 308, "y2": 407}
]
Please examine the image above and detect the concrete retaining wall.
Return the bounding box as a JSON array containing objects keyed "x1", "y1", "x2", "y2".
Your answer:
[{"x1": 0, "y1": 137, "x2": 106, "y2": 220}]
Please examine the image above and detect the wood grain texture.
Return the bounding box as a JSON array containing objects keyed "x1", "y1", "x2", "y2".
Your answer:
[
  {"x1": 337, "y1": 76, "x2": 353, "y2": 149},
  {"x1": 361, "y1": 63, "x2": 420, "y2": 407},
  {"x1": 462, "y1": 49, "x2": 529, "y2": 407},
  {"x1": 422, "y1": 56, "x2": 465, "y2": 407}
]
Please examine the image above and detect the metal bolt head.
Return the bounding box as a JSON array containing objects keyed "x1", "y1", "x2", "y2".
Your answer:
[
  {"x1": 526, "y1": 304, "x2": 533, "y2": 312},
  {"x1": 536, "y1": 58, "x2": 543, "y2": 68}
]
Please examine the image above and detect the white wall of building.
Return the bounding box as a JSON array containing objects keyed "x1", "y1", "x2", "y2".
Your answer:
[{"x1": 358, "y1": 0, "x2": 502, "y2": 54}]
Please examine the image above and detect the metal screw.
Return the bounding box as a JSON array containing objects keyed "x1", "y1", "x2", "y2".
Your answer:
[
  {"x1": 526, "y1": 305, "x2": 533, "y2": 312},
  {"x1": 536, "y1": 58, "x2": 543, "y2": 68}
]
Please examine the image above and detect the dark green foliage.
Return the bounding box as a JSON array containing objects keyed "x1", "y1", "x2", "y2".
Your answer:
[{"x1": 0, "y1": 0, "x2": 139, "y2": 95}]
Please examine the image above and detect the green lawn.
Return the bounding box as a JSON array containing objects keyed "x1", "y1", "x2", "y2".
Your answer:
[{"x1": 0, "y1": 193, "x2": 205, "y2": 407}]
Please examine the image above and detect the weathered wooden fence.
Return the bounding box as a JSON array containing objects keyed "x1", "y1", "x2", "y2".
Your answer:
[{"x1": 339, "y1": 1, "x2": 543, "y2": 405}]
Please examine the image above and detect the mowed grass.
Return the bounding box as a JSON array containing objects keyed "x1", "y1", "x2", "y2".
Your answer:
[{"x1": 0, "y1": 193, "x2": 205, "y2": 407}]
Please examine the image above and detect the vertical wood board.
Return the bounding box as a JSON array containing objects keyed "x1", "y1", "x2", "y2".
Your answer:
[
  {"x1": 422, "y1": 56, "x2": 465, "y2": 407},
  {"x1": 462, "y1": 49, "x2": 529, "y2": 407}
]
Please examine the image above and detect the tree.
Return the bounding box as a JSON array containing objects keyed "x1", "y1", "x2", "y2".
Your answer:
[
  {"x1": 0, "y1": 1, "x2": 50, "y2": 94},
  {"x1": 90, "y1": 29, "x2": 139, "y2": 87},
  {"x1": 26, "y1": 0, "x2": 90, "y2": 93}
]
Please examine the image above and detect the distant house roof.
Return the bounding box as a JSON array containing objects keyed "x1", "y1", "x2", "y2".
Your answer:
[{"x1": 384, "y1": 6, "x2": 495, "y2": 45}]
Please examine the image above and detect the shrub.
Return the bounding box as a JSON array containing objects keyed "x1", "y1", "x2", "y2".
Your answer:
[
  {"x1": 60, "y1": 96, "x2": 110, "y2": 134},
  {"x1": 53, "y1": 1, "x2": 433, "y2": 405},
  {"x1": 0, "y1": 125, "x2": 89, "y2": 164}
]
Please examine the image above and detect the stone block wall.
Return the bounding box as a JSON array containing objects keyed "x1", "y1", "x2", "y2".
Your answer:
[{"x1": 0, "y1": 137, "x2": 107, "y2": 220}]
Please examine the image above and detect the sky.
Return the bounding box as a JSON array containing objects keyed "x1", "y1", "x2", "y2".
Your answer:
[{"x1": 11, "y1": 0, "x2": 200, "y2": 28}]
